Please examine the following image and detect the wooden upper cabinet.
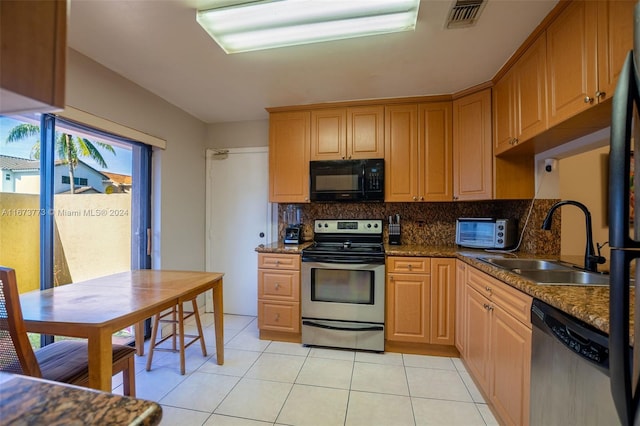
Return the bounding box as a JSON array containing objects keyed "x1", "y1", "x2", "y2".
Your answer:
[
  {"x1": 0, "y1": 0, "x2": 67, "y2": 114},
  {"x1": 453, "y1": 89, "x2": 493, "y2": 201},
  {"x1": 310, "y1": 108, "x2": 347, "y2": 160},
  {"x1": 493, "y1": 70, "x2": 516, "y2": 156},
  {"x1": 515, "y1": 33, "x2": 548, "y2": 144},
  {"x1": 310, "y1": 106, "x2": 384, "y2": 161},
  {"x1": 269, "y1": 111, "x2": 311, "y2": 203},
  {"x1": 494, "y1": 33, "x2": 548, "y2": 156},
  {"x1": 596, "y1": 0, "x2": 636, "y2": 101},
  {"x1": 347, "y1": 105, "x2": 385, "y2": 159},
  {"x1": 420, "y1": 102, "x2": 453, "y2": 202},
  {"x1": 385, "y1": 103, "x2": 452, "y2": 202},
  {"x1": 546, "y1": 0, "x2": 598, "y2": 127},
  {"x1": 385, "y1": 104, "x2": 419, "y2": 202}
]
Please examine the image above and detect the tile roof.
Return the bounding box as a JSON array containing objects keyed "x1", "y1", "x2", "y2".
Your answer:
[
  {"x1": 102, "y1": 171, "x2": 132, "y2": 185},
  {"x1": 0, "y1": 154, "x2": 39, "y2": 171}
]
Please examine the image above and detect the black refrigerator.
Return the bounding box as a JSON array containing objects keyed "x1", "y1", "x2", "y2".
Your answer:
[{"x1": 609, "y1": 3, "x2": 640, "y2": 425}]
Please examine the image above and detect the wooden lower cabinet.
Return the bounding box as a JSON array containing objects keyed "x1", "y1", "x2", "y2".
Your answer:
[
  {"x1": 461, "y1": 266, "x2": 532, "y2": 426},
  {"x1": 386, "y1": 257, "x2": 456, "y2": 352},
  {"x1": 257, "y1": 253, "x2": 301, "y2": 341},
  {"x1": 490, "y1": 303, "x2": 532, "y2": 426},
  {"x1": 454, "y1": 260, "x2": 466, "y2": 354},
  {"x1": 464, "y1": 286, "x2": 491, "y2": 391}
]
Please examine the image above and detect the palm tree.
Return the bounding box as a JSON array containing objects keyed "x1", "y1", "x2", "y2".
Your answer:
[{"x1": 6, "y1": 123, "x2": 115, "y2": 194}]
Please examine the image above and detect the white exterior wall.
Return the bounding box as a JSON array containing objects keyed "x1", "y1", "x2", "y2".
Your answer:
[
  {"x1": 53, "y1": 162, "x2": 107, "y2": 194},
  {"x1": 1, "y1": 170, "x2": 40, "y2": 194}
]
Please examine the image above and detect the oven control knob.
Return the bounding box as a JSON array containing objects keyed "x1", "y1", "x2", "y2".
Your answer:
[
  {"x1": 324, "y1": 223, "x2": 328, "y2": 228},
  {"x1": 367, "y1": 223, "x2": 371, "y2": 228},
  {"x1": 374, "y1": 223, "x2": 378, "y2": 228}
]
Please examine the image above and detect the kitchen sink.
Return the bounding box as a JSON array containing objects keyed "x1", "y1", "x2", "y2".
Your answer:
[
  {"x1": 515, "y1": 269, "x2": 609, "y2": 286},
  {"x1": 480, "y1": 258, "x2": 573, "y2": 271},
  {"x1": 477, "y1": 257, "x2": 609, "y2": 286}
]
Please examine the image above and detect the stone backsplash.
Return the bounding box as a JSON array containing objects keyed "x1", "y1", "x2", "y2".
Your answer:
[{"x1": 278, "y1": 199, "x2": 561, "y2": 255}]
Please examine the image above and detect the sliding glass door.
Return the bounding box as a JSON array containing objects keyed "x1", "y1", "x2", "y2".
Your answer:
[{"x1": 0, "y1": 113, "x2": 151, "y2": 346}]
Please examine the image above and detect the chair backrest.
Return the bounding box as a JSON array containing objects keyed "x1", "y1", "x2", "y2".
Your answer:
[{"x1": 0, "y1": 267, "x2": 42, "y2": 377}]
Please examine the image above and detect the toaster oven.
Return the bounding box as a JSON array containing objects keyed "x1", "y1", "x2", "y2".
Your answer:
[{"x1": 455, "y1": 218, "x2": 517, "y2": 249}]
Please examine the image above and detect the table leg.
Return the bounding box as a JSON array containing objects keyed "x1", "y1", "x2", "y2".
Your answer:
[
  {"x1": 135, "y1": 321, "x2": 145, "y2": 356},
  {"x1": 213, "y1": 279, "x2": 224, "y2": 365},
  {"x1": 87, "y1": 328, "x2": 113, "y2": 392}
]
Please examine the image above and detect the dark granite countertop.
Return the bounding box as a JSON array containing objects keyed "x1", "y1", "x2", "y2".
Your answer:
[
  {"x1": 255, "y1": 241, "x2": 312, "y2": 254},
  {"x1": 0, "y1": 372, "x2": 162, "y2": 425},
  {"x1": 256, "y1": 242, "x2": 631, "y2": 339}
]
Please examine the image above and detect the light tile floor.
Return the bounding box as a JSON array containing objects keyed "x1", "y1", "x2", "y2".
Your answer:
[{"x1": 112, "y1": 313, "x2": 498, "y2": 426}]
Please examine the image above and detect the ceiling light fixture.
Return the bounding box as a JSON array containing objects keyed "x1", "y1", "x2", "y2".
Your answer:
[{"x1": 196, "y1": 0, "x2": 420, "y2": 54}]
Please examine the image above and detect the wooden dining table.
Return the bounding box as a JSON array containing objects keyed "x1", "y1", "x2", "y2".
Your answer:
[{"x1": 18, "y1": 270, "x2": 224, "y2": 393}]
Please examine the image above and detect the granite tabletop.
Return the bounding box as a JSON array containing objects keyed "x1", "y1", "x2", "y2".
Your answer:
[
  {"x1": 0, "y1": 373, "x2": 162, "y2": 426},
  {"x1": 256, "y1": 242, "x2": 633, "y2": 339}
]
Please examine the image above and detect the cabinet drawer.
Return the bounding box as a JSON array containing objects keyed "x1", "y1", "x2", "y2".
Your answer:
[
  {"x1": 258, "y1": 253, "x2": 300, "y2": 270},
  {"x1": 258, "y1": 269, "x2": 300, "y2": 301},
  {"x1": 467, "y1": 267, "x2": 532, "y2": 327},
  {"x1": 258, "y1": 301, "x2": 300, "y2": 333},
  {"x1": 387, "y1": 257, "x2": 430, "y2": 274}
]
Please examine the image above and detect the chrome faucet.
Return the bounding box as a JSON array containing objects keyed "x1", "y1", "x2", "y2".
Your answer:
[{"x1": 541, "y1": 200, "x2": 606, "y2": 272}]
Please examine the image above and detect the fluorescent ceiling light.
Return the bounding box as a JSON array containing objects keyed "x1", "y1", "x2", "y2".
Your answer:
[{"x1": 196, "y1": 0, "x2": 420, "y2": 54}]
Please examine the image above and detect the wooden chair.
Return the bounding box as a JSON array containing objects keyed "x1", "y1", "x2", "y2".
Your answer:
[
  {"x1": 0, "y1": 267, "x2": 137, "y2": 396},
  {"x1": 146, "y1": 296, "x2": 207, "y2": 375}
]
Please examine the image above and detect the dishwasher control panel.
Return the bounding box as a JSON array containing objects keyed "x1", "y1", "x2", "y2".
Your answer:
[
  {"x1": 547, "y1": 316, "x2": 608, "y2": 364},
  {"x1": 531, "y1": 299, "x2": 609, "y2": 369}
]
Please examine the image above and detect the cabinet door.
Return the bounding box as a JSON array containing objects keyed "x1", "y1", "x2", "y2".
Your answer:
[
  {"x1": 493, "y1": 71, "x2": 516, "y2": 156},
  {"x1": 311, "y1": 108, "x2": 346, "y2": 161},
  {"x1": 515, "y1": 33, "x2": 547, "y2": 142},
  {"x1": 258, "y1": 269, "x2": 299, "y2": 301},
  {"x1": 269, "y1": 112, "x2": 310, "y2": 203},
  {"x1": 453, "y1": 89, "x2": 493, "y2": 200},
  {"x1": 385, "y1": 104, "x2": 419, "y2": 202},
  {"x1": 429, "y1": 258, "x2": 455, "y2": 345},
  {"x1": 347, "y1": 105, "x2": 385, "y2": 159},
  {"x1": 465, "y1": 286, "x2": 491, "y2": 391},
  {"x1": 258, "y1": 300, "x2": 300, "y2": 333},
  {"x1": 419, "y1": 102, "x2": 453, "y2": 202},
  {"x1": 454, "y1": 260, "x2": 466, "y2": 355},
  {"x1": 597, "y1": 0, "x2": 636, "y2": 102},
  {"x1": 0, "y1": 0, "x2": 66, "y2": 114},
  {"x1": 546, "y1": 0, "x2": 598, "y2": 127},
  {"x1": 490, "y1": 305, "x2": 532, "y2": 426},
  {"x1": 386, "y1": 272, "x2": 430, "y2": 343}
]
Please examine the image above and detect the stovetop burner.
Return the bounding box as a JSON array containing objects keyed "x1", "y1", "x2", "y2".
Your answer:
[{"x1": 302, "y1": 219, "x2": 384, "y2": 262}]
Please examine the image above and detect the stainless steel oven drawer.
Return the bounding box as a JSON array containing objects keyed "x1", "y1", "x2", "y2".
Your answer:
[{"x1": 302, "y1": 319, "x2": 384, "y2": 352}]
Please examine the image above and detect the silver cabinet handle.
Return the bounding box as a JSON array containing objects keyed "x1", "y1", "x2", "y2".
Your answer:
[
  {"x1": 584, "y1": 96, "x2": 594, "y2": 104},
  {"x1": 596, "y1": 91, "x2": 606, "y2": 99}
]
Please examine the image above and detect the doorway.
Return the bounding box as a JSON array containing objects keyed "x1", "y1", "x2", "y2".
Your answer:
[{"x1": 206, "y1": 147, "x2": 274, "y2": 316}]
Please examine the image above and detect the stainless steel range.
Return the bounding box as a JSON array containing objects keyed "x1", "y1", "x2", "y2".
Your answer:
[{"x1": 301, "y1": 219, "x2": 385, "y2": 352}]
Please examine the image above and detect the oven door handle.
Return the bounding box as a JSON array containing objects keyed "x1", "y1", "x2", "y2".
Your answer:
[
  {"x1": 301, "y1": 255, "x2": 384, "y2": 264},
  {"x1": 302, "y1": 320, "x2": 384, "y2": 332}
]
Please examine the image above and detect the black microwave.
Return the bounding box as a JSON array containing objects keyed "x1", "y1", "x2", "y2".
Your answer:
[{"x1": 310, "y1": 159, "x2": 384, "y2": 202}]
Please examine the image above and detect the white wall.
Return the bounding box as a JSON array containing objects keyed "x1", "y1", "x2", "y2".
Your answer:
[
  {"x1": 206, "y1": 119, "x2": 269, "y2": 149},
  {"x1": 66, "y1": 49, "x2": 208, "y2": 270},
  {"x1": 534, "y1": 128, "x2": 611, "y2": 268}
]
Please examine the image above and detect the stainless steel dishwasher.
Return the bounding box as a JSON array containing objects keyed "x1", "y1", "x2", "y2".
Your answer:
[{"x1": 530, "y1": 299, "x2": 619, "y2": 425}]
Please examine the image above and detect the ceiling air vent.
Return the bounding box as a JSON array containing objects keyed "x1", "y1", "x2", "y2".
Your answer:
[{"x1": 446, "y1": 0, "x2": 486, "y2": 29}]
